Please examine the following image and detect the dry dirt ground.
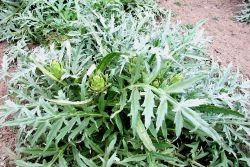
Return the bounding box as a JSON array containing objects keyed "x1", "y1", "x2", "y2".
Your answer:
[
  {"x1": 0, "y1": 0, "x2": 250, "y2": 166},
  {"x1": 0, "y1": 42, "x2": 16, "y2": 167},
  {"x1": 159, "y1": 0, "x2": 250, "y2": 77}
]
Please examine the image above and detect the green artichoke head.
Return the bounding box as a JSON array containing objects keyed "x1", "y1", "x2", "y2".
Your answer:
[
  {"x1": 89, "y1": 71, "x2": 108, "y2": 92},
  {"x1": 48, "y1": 60, "x2": 64, "y2": 79}
]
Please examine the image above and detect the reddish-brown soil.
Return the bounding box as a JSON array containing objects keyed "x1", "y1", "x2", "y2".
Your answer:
[
  {"x1": 159, "y1": 0, "x2": 250, "y2": 77},
  {"x1": 0, "y1": 42, "x2": 16, "y2": 167}
]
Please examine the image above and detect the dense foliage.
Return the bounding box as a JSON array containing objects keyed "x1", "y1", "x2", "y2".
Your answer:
[
  {"x1": 0, "y1": 0, "x2": 250, "y2": 166},
  {"x1": 0, "y1": 0, "x2": 161, "y2": 43}
]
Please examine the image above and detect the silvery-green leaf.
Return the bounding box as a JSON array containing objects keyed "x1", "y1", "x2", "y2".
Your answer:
[
  {"x1": 142, "y1": 89, "x2": 155, "y2": 128},
  {"x1": 72, "y1": 146, "x2": 87, "y2": 167},
  {"x1": 56, "y1": 118, "x2": 78, "y2": 143},
  {"x1": 86, "y1": 138, "x2": 104, "y2": 154},
  {"x1": 46, "y1": 117, "x2": 64, "y2": 148},
  {"x1": 31, "y1": 122, "x2": 48, "y2": 146},
  {"x1": 129, "y1": 88, "x2": 141, "y2": 134},
  {"x1": 174, "y1": 109, "x2": 183, "y2": 138},
  {"x1": 180, "y1": 99, "x2": 208, "y2": 108},
  {"x1": 156, "y1": 98, "x2": 168, "y2": 131},
  {"x1": 68, "y1": 118, "x2": 90, "y2": 141},
  {"x1": 119, "y1": 154, "x2": 147, "y2": 165},
  {"x1": 79, "y1": 154, "x2": 98, "y2": 167},
  {"x1": 136, "y1": 119, "x2": 156, "y2": 152},
  {"x1": 46, "y1": 98, "x2": 92, "y2": 106},
  {"x1": 106, "y1": 134, "x2": 117, "y2": 157},
  {"x1": 165, "y1": 75, "x2": 205, "y2": 93},
  {"x1": 181, "y1": 107, "x2": 222, "y2": 142},
  {"x1": 192, "y1": 105, "x2": 244, "y2": 117},
  {"x1": 59, "y1": 156, "x2": 68, "y2": 167},
  {"x1": 114, "y1": 115, "x2": 123, "y2": 135},
  {"x1": 106, "y1": 151, "x2": 119, "y2": 167},
  {"x1": 15, "y1": 160, "x2": 44, "y2": 167}
]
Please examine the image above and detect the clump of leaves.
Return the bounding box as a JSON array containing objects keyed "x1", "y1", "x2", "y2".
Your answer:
[
  {"x1": 235, "y1": 0, "x2": 250, "y2": 23},
  {"x1": 0, "y1": 0, "x2": 161, "y2": 44},
  {"x1": 1, "y1": 7, "x2": 250, "y2": 165}
]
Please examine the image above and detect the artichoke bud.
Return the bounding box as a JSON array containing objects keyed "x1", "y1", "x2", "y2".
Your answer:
[
  {"x1": 89, "y1": 71, "x2": 108, "y2": 92},
  {"x1": 48, "y1": 60, "x2": 64, "y2": 79},
  {"x1": 170, "y1": 73, "x2": 183, "y2": 84},
  {"x1": 152, "y1": 79, "x2": 160, "y2": 88}
]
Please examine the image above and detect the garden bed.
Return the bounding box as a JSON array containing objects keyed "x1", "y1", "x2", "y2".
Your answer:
[{"x1": 0, "y1": 0, "x2": 249, "y2": 166}]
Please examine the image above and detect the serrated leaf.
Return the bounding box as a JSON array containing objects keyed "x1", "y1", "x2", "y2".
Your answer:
[
  {"x1": 114, "y1": 115, "x2": 123, "y2": 135},
  {"x1": 156, "y1": 98, "x2": 168, "y2": 131},
  {"x1": 223, "y1": 125, "x2": 232, "y2": 146},
  {"x1": 183, "y1": 20, "x2": 206, "y2": 43},
  {"x1": 17, "y1": 147, "x2": 56, "y2": 156},
  {"x1": 106, "y1": 151, "x2": 119, "y2": 167},
  {"x1": 241, "y1": 126, "x2": 250, "y2": 136},
  {"x1": 136, "y1": 119, "x2": 156, "y2": 152},
  {"x1": 72, "y1": 146, "x2": 87, "y2": 167},
  {"x1": 120, "y1": 154, "x2": 147, "y2": 164},
  {"x1": 31, "y1": 122, "x2": 48, "y2": 146},
  {"x1": 15, "y1": 160, "x2": 44, "y2": 167},
  {"x1": 192, "y1": 105, "x2": 244, "y2": 117},
  {"x1": 181, "y1": 107, "x2": 222, "y2": 142},
  {"x1": 79, "y1": 154, "x2": 98, "y2": 167},
  {"x1": 103, "y1": 130, "x2": 114, "y2": 143},
  {"x1": 56, "y1": 118, "x2": 77, "y2": 143},
  {"x1": 39, "y1": 98, "x2": 56, "y2": 115},
  {"x1": 166, "y1": 95, "x2": 222, "y2": 142},
  {"x1": 46, "y1": 118, "x2": 64, "y2": 148},
  {"x1": 3, "y1": 118, "x2": 35, "y2": 127},
  {"x1": 151, "y1": 152, "x2": 184, "y2": 165},
  {"x1": 165, "y1": 75, "x2": 205, "y2": 93},
  {"x1": 106, "y1": 134, "x2": 117, "y2": 156},
  {"x1": 129, "y1": 88, "x2": 141, "y2": 134},
  {"x1": 68, "y1": 118, "x2": 90, "y2": 141},
  {"x1": 142, "y1": 89, "x2": 155, "y2": 128},
  {"x1": 86, "y1": 138, "x2": 104, "y2": 154}
]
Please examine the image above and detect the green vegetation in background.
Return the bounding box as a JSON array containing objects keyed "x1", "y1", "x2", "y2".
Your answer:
[
  {"x1": 235, "y1": 0, "x2": 250, "y2": 23},
  {"x1": 0, "y1": 0, "x2": 161, "y2": 44}
]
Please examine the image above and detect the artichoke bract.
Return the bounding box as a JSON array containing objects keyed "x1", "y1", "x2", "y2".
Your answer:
[{"x1": 89, "y1": 71, "x2": 108, "y2": 92}]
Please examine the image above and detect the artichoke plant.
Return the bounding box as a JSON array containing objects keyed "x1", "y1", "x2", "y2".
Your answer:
[{"x1": 0, "y1": 0, "x2": 249, "y2": 166}]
